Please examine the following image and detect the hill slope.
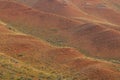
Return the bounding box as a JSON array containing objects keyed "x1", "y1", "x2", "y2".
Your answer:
[
  {"x1": 0, "y1": 53, "x2": 57, "y2": 80},
  {"x1": 12, "y1": 0, "x2": 107, "y2": 23},
  {"x1": 70, "y1": 0, "x2": 120, "y2": 26},
  {"x1": 0, "y1": 22, "x2": 120, "y2": 80},
  {"x1": 0, "y1": 1, "x2": 120, "y2": 80},
  {"x1": 0, "y1": 1, "x2": 120, "y2": 60},
  {"x1": 13, "y1": 0, "x2": 120, "y2": 26}
]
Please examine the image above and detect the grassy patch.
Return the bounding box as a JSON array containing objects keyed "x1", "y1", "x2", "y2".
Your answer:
[{"x1": 0, "y1": 53, "x2": 59, "y2": 80}]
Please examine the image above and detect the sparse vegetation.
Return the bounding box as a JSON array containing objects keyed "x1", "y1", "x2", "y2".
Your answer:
[
  {"x1": 0, "y1": 1, "x2": 119, "y2": 80},
  {"x1": 0, "y1": 53, "x2": 60, "y2": 80}
]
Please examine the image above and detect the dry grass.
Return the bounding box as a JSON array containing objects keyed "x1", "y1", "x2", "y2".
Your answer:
[
  {"x1": 0, "y1": 1, "x2": 120, "y2": 60},
  {"x1": 0, "y1": 1, "x2": 119, "y2": 80}
]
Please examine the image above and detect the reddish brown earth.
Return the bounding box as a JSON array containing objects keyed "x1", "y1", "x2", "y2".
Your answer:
[
  {"x1": 33, "y1": 0, "x2": 85, "y2": 17},
  {"x1": 9, "y1": 0, "x2": 120, "y2": 25},
  {"x1": 70, "y1": 0, "x2": 120, "y2": 26},
  {"x1": 104, "y1": 0, "x2": 120, "y2": 12},
  {"x1": 13, "y1": 0, "x2": 120, "y2": 26},
  {"x1": 0, "y1": 22, "x2": 120, "y2": 80},
  {"x1": 0, "y1": 1, "x2": 120, "y2": 60},
  {"x1": 0, "y1": 1, "x2": 120, "y2": 80},
  {"x1": 12, "y1": 0, "x2": 107, "y2": 23}
]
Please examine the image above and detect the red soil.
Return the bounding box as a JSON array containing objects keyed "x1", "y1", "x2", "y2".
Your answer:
[
  {"x1": 79, "y1": 64, "x2": 120, "y2": 80},
  {"x1": 45, "y1": 47, "x2": 83, "y2": 63},
  {"x1": 71, "y1": 24, "x2": 120, "y2": 59},
  {"x1": 70, "y1": 0, "x2": 120, "y2": 25},
  {"x1": 0, "y1": 1, "x2": 120, "y2": 60},
  {"x1": 0, "y1": 17, "x2": 119, "y2": 80},
  {"x1": 33, "y1": 0, "x2": 85, "y2": 17},
  {"x1": 0, "y1": 1, "x2": 119, "y2": 80},
  {"x1": 12, "y1": 0, "x2": 105, "y2": 22}
]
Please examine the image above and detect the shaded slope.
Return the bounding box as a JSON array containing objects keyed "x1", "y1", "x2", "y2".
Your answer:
[
  {"x1": 3, "y1": 0, "x2": 38, "y2": 6},
  {"x1": 12, "y1": 0, "x2": 39, "y2": 6},
  {"x1": 0, "y1": 22, "x2": 120, "y2": 80},
  {"x1": 9, "y1": 0, "x2": 120, "y2": 25},
  {"x1": 13, "y1": 0, "x2": 107, "y2": 22},
  {"x1": 0, "y1": 1, "x2": 120, "y2": 61},
  {"x1": 5, "y1": 0, "x2": 116, "y2": 26},
  {"x1": 70, "y1": 0, "x2": 120, "y2": 26},
  {"x1": 0, "y1": 21, "x2": 82, "y2": 79},
  {"x1": 11, "y1": 0, "x2": 88, "y2": 17},
  {"x1": 33, "y1": 0, "x2": 88, "y2": 17},
  {"x1": 103, "y1": 0, "x2": 120, "y2": 12}
]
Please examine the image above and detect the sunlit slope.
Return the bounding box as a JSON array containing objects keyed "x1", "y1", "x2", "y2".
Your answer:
[
  {"x1": 0, "y1": 22, "x2": 120, "y2": 80},
  {"x1": 7, "y1": 0, "x2": 120, "y2": 26},
  {"x1": 7, "y1": 0, "x2": 117, "y2": 27},
  {"x1": 0, "y1": 1, "x2": 119, "y2": 79},
  {"x1": 0, "y1": 1, "x2": 120, "y2": 61},
  {"x1": 103, "y1": 0, "x2": 120, "y2": 12},
  {"x1": 11, "y1": 0, "x2": 88, "y2": 17},
  {"x1": 4, "y1": 0, "x2": 39, "y2": 6},
  {"x1": 12, "y1": 0, "x2": 107, "y2": 23},
  {"x1": 70, "y1": 0, "x2": 120, "y2": 26},
  {"x1": 13, "y1": 0, "x2": 39, "y2": 6},
  {"x1": 33, "y1": 0, "x2": 90, "y2": 17},
  {"x1": 0, "y1": 53, "x2": 57, "y2": 80}
]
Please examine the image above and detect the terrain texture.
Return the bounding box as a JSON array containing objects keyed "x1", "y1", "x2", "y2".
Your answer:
[{"x1": 0, "y1": 0, "x2": 120, "y2": 80}]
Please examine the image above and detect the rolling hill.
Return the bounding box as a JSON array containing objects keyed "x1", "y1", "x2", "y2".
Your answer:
[
  {"x1": 13, "y1": 0, "x2": 120, "y2": 26},
  {"x1": 0, "y1": 21, "x2": 120, "y2": 80},
  {"x1": 70, "y1": 0, "x2": 120, "y2": 26},
  {"x1": 0, "y1": 1, "x2": 120, "y2": 80},
  {"x1": 12, "y1": 0, "x2": 107, "y2": 23},
  {"x1": 0, "y1": 1, "x2": 120, "y2": 60},
  {"x1": 0, "y1": 52, "x2": 57, "y2": 80}
]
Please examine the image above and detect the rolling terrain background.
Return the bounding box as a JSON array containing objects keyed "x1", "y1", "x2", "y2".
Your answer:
[{"x1": 0, "y1": 0, "x2": 120, "y2": 80}]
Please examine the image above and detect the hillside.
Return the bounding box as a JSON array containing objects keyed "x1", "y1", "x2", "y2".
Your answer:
[
  {"x1": 70, "y1": 0, "x2": 120, "y2": 26},
  {"x1": 13, "y1": 0, "x2": 120, "y2": 26},
  {"x1": 12, "y1": 0, "x2": 107, "y2": 23},
  {"x1": 0, "y1": 1, "x2": 120, "y2": 80},
  {"x1": 103, "y1": 0, "x2": 120, "y2": 12},
  {"x1": 12, "y1": 0, "x2": 38, "y2": 6},
  {"x1": 0, "y1": 1, "x2": 120, "y2": 61},
  {"x1": 0, "y1": 21, "x2": 120, "y2": 80},
  {"x1": 0, "y1": 53, "x2": 57, "y2": 80}
]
